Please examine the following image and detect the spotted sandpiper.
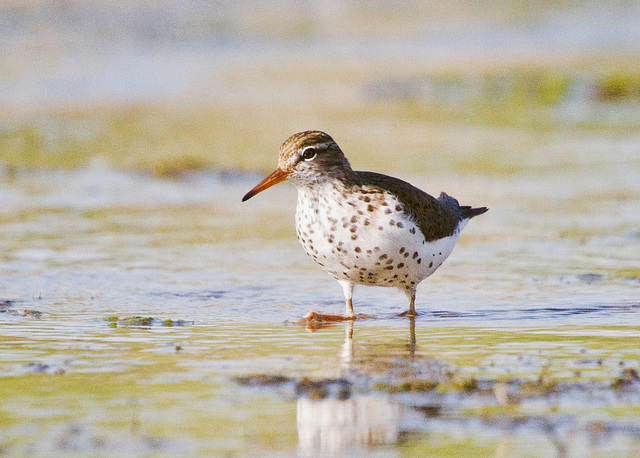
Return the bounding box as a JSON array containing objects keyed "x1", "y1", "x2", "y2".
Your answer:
[{"x1": 242, "y1": 131, "x2": 488, "y2": 321}]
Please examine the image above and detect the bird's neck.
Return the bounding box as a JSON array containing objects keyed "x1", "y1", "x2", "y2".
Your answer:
[
  {"x1": 295, "y1": 178, "x2": 348, "y2": 203},
  {"x1": 289, "y1": 166, "x2": 356, "y2": 190}
]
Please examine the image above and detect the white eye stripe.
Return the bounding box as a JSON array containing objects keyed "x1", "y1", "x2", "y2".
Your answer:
[
  {"x1": 299, "y1": 141, "x2": 331, "y2": 162},
  {"x1": 300, "y1": 142, "x2": 329, "y2": 153}
]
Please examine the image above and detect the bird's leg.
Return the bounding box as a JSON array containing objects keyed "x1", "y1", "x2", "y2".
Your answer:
[
  {"x1": 398, "y1": 287, "x2": 419, "y2": 317},
  {"x1": 303, "y1": 281, "x2": 356, "y2": 323},
  {"x1": 341, "y1": 281, "x2": 356, "y2": 318}
]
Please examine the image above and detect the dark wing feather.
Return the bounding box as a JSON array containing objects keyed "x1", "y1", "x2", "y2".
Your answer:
[{"x1": 354, "y1": 172, "x2": 461, "y2": 242}]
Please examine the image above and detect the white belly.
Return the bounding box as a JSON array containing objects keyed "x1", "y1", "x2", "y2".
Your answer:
[{"x1": 295, "y1": 184, "x2": 463, "y2": 289}]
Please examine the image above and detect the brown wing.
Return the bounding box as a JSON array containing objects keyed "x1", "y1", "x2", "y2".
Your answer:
[{"x1": 354, "y1": 172, "x2": 461, "y2": 242}]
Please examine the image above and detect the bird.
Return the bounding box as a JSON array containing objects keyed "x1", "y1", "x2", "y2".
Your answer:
[{"x1": 242, "y1": 130, "x2": 487, "y2": 321}]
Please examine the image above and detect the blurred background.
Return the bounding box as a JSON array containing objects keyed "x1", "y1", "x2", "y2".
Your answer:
[
  {"x1": 2, "y1": 0, "x2": 640, "y2": 176},
  {"x1": 2, "y1": 2, "x2": 640, "y2": 456}
]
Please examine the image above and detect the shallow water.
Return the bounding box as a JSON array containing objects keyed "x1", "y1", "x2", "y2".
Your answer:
[
  {"x1": 2, "y1": 1, "x2": 640, "y2": 454},
  {"x1": 1, "y1": 157, "x2": 639, "y2": 455}
]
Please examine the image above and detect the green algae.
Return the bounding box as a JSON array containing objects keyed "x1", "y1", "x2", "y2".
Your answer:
[
  {"x1": 374, "y1": 379, "x2": 439, "y2": 393},
  {"x1": 613, "y1": 268, "x2": 640, "y2": 280},
  {"x1": 103, "y1": 316, "x2": 193, "y2": 328},
  {"x1": 235, "y1": 374, "x2": 293, "y2": 387},
  {"x1": 595, "y1": 70, "x2": 640, "y2": 102}
]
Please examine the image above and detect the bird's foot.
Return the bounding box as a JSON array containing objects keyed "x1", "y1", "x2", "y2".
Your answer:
[
  {"x1": 299, "y1": 311, "x2": 354, "y2": 331},
  {"x1": 300, "y1": 312, "x2": 375, "y2": 331},
  {"x1": 397, "y1": 310, "x2": 419, "y2": 317},
  {"x1": 303, "y1": 311, "x2": 356, "y2": 323}
]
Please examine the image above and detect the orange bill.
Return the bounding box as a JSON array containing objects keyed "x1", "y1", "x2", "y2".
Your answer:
[{"x1": 241, "y1": 168, "x2": 289, "y2": 202}]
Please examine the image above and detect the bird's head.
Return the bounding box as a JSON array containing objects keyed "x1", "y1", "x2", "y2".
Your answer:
[{"x1": 242, "y1": 130, "x2": 353, "y2": 202}]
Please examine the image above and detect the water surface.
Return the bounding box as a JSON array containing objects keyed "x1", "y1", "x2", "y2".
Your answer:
[
  {"x1": 2, "y1": 2, "x2": 640, "y2": 454},
  {"x1": 1, "y1": 160, "x2": 639, "y2": 455}
]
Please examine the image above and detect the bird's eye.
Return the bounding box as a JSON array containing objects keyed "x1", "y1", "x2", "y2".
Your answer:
[{"x1": 301, "y1": 147, "x2": 317, "y2": 161}]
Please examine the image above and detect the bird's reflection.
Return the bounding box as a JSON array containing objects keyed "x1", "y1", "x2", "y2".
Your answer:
[
  {"x1": 338, "y1": 321, "x2": 354, "y2": 369},
  {"x1": 296, "y1": 317, "x2": 573, "y2": 456},
  {"x1": 407, "y1": 316, "x2": 416, "y2": 359},
  {"x1": 297, "y1": 393, "x2": 404, "y2": 454},
  {"x1": 296, "y1": 316, "x2": 418, "y2": 455}
]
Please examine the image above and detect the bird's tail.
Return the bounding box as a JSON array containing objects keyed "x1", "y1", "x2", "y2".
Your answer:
[
  {"x1": 460, "y1": 205, "x2": 489, "y2": 219},
  {"x1": 438, "y1": 192, "x2": 488, "y2": 220}
]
